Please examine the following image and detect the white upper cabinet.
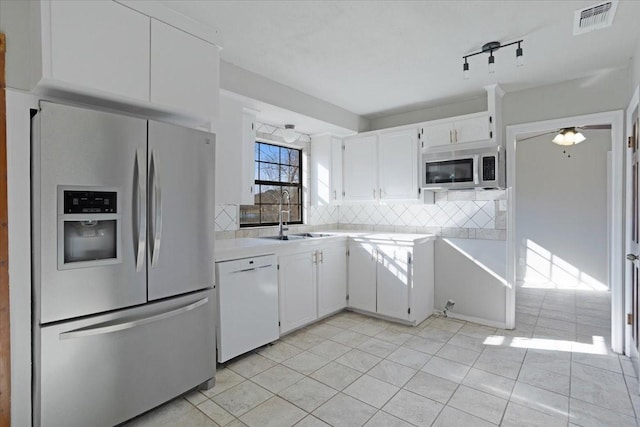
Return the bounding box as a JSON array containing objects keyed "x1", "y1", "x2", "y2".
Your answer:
[
  {"x1": 422, "y1": 113, "x2": 490, "y2": 150},
  {"x1": 343, "y1": 135, "x2": 378, "y2": 202},
  {"x1": 378, "y1": 129, "x2": 419, "y2": 201},
  {"x1": 150, "y1": 19, "x2": 219, "y2": 121},
  {"x1": 44, "y1": 1, "x2": 150, "y2": 102},
  {"x1": 7, "y1": 1, "x2": 221, "y2": 126},
  {"x1": 310, "y1": 135, "x2": 343, "y2": 206},
  {"x1": 215, "y1": 96, "x2": 255, "y2": 205}
]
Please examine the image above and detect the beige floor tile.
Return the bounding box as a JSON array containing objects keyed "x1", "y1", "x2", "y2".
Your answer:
[
  {"x1": 227, "y1": 353, "x2": 277, "y2": 378},
  {"x1": 447, "y1": 333, "x2": 486, "y2": 352},
  {"x1": 367, "y1": 359, "x2": 417, "y2": 387},
  {"x1": 510, "y1": 381, "x2": 569, "y2": 418},
  {"x1": 364, "y1": 410, "x2": 413, "y2": 427},
  {"x1": 417, "y1": 326, "x2": 456, "y2": 342},
  {"x1": 461, "y1": 367, "x2": 514, "y2": 400},
  {"x1": 282, "y1": 331, "x2": 326, "y2": 350},
  {"x1": 258, "y1": 341, "x2": 303, "y2": 363},
  {"x1": 571, "y1": 363, "x2": 634, "y2": 417},
  {"x1": 223, "y1": 419, "x2": 248, "y2": 427},
  {"x1": 517, "y1": 365, "x2": 570, "y2": 396},
  {"x1": 429, "y1": 318, "x2": 464, "y2": 333},
  {"x1": 184, "y1": 390, "x2": 208, "y2": 406},
  {"x1": 382, "y1": 389, "x2": 443, "y2": 426},
  {"x1": 310, "y1": 361, "x2": 362, "y2": 390},
  {"x1": 312, "y1": 393, "x2": 377, "y2": 427},
  {"x1": 457, "y1": 323, "x2": 497, "y2": 339},
  {"x1": 349, "y1": 322, "x2": 388, "y2": 337},
  {"x1": 421, "y1": 356, "x2": 470, "y2": 383},
  {"x1": 325, "y1": 316, "x2": 362, "y2": 330},
  {"x1": 572, "y1": 352, "x2": 623, "y2": 373},
  {"x1": 330, "y1": 330, "x2": 370, "y2": 347},
  {"x1": 123, "y1": 397, "x2": 194, "y2": 426},
  {"x1": 501, "y1": 401, "x2": 567, "y2": 427},
  {"x1": 436, "y1": 343, "x2": 481, "y2": 366},
  {"x1": 306, "y1": 323, "x2": 344, "y2": 339},
  {"x1": 294, "y1": 415, "x2": 330, "y2": 427},
  {"x1": 335, "y1": 349, "x2": 382, "y2": 373},
  {"x1": 523, "y1": 349, "x2": 571, "y2": 376},
  {"x1": 447, "y1": 385, "x2": 507, "y2": 424},
  {"x1": 373, "y1": 329, "x2": 412, "y2": 346},
  {"x1": 251, "y1": 365, "x2": 305, "y2": 393},
  {"x1": 212, "y1": 381, "x2": 273, "y2": 417},
  {"x1": 386, "y1": 346, "x2": 431, "y2": 370},
  {"x1": 282, "y1": 351, "x2": 331, "y2": 375},
  {"x1": 309, "y1": 340, "x2": 352, "y2": 360},
  {"x1": 196, "y1": 399, "x2": 235, "y2": 426},
  {"x1": 279, "y1": 377, "x2": 338, "y2": 412},
  {"x1": 569, "y1": 397, "x2": 637, "y2": 427},
  {"x1": 431, "y1": 405, "x2": 495, "y2": 427},
  {"x1": 403, "y1": 335, "x2": 445, "y2": 355},
  {"x1": 357, "y1": 337, "x2": 398, "y2": 358},
  {"x1": 204, "y1": 368, "x2": 246, "y2": 398},
  {"x1": 473, "y1": 352, "x2": 522, "y2": 380},
  {"x1": 403, "y1": 371, "x2": 458, "y2": 404},
  {"x1": 239, "y1": 396, "x2": 306, "y2": 427},
  {"x1": 343, "y1": 374, "x2": 400, "y2": 408},
  {"x1": 170, "y1": 407, "x2": 219, "y2": 427}
]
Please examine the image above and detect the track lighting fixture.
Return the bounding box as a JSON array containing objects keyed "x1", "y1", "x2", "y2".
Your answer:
[{"x1": 462, "y1": 39, "x2": 524, "y2": 78}]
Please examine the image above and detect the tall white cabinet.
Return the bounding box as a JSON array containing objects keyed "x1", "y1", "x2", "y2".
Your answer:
[
  {"x1": 310, "y1": 135, "x2": 343, "y2": 206},
  {"x1": 347, "y1": 235, "x2": 434, "y2": 325}
]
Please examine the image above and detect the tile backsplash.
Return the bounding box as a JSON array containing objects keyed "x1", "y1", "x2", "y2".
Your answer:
[{"x1": 215, "y1": 190, "x2": 506, "y2": 240}]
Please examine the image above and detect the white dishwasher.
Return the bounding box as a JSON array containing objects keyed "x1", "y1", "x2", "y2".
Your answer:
[{"x1": 215, "y1": 254, "x2": 279, "y2": 363}]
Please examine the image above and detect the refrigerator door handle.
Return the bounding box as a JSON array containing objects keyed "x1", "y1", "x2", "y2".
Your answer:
[
  {"x1": 59, "y1": 297, "x2": 209, "y2": 340},
  {"x1": 149, "y1": 150, "x2": 163, "y2": 267},
  {"x1": 134, "y1": 149, "x2": 146, "y2": 272}
]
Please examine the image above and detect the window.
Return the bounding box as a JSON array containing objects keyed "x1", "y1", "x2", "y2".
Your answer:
[{"x1": 240, "y1": 141, "x2": 303, "y2": 227}]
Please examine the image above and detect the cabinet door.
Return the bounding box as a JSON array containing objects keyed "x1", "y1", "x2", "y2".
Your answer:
[
  {"x1": 310, "y1": 135, "x2": 332, "y2": 206},
  {"x1": 318, "y1": 244, "x2": 348, "y2": 317},
  {"x1": 454, "y1": 115, "x2": 490, "y2": 144},
  {"x1": 422, "y1": 122, "x2": 454, "y2": 148},
  {"x1": 150, "y1": 19, "x2": 219, "y2": 122},
  {"x1": 378, "y1": 129, "x2": 419, "y2": 201},
  {"x1": 347, "y1": 241, "x2": 377, "y2": 312},
  {"x1": 47, "y1": 1, "x2": 150, "y2": 102},
  {"x1": 330, "y1": 137, "x2": 343, "y2": 203},
  {"x1": 279, "y1": 252, "x2": 317, "y2": 334},
  {"x1": 343, "y1": 135, "x2": 377, "y2": 202},
  {"x1": 241, "y1": 112, "x2": 257, "y2": 205},
  {"x1": 215, "y1": 95, "x2": 244, "y2": 205},
  {"x1": 376, "y1": 244, "x2": 411, "y2": 320}
]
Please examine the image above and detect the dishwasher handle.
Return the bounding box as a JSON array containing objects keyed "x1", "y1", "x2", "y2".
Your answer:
[{"x1": 230, "y1": 264, "x2": 273, "y2": 274}]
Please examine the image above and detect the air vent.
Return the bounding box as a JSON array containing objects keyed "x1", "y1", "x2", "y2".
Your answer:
[{"x1": 573, "y1": 1, "x2": 618, "y2": 35}]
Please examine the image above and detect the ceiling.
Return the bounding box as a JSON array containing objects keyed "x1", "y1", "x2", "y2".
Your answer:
[{"x1": 161, "y1": 1, "x2": 640, "y2": 121}]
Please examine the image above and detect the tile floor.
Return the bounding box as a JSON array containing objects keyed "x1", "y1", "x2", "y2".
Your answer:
[{"x1": 125, "y1": 286, "x2": 639, "y2": 427}]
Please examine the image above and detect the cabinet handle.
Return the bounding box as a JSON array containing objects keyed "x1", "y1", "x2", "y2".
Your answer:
[
  {"x1": 449, "y1": 130, "x2": 452, "y2": 144},
  {"x1": 454, "y1": 129, "x2": 458, "y2": 143},
  {"x1": 319, "y1": 251, "x2": 324, "y2": 263},
  {"x1": 379, "y1": 188, "x2": 382, "y2": 199},
  {"x1": 312, "y1": 252, "x2": 317, "y2": 264}
]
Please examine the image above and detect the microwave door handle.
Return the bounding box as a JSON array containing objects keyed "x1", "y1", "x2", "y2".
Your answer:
[
  {"x1": 473, "y1": 155, "x2": 480, "y2": 185},
  {"x1": 150, "y1": 150, "x2": 163, "y2": 268},
  {"x1": 134, "y1": 149, "x2": 146, "y2": 272}
]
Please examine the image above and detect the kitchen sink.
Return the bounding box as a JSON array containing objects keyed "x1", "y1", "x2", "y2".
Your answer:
[{"x1": 259, "y1": 233, "x2": 334, "y2": 241}]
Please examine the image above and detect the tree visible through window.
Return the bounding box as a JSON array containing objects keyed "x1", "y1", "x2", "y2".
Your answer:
[{"x1": 239, "y1": 141, "x2": 302, "y2": 227}]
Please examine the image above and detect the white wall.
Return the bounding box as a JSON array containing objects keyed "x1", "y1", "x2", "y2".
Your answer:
[
  {"x1": 368, "y1": 95, "x2": 487, "y2": 130},
  {"x1": 516, "y1": 130, "x2": 610, "y2": 289},
  {"x1": 631, "y1": 38, "x2": 640, "y2": 95}
]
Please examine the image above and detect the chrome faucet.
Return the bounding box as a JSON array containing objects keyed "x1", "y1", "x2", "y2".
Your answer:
[{"x1": 279, "y1": 190, "x2": 291, "y2": 239}]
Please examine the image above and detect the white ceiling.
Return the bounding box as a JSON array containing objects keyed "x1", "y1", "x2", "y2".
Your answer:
[{"x1": 162, "y1": 1, "x2": 640, "y2": 121}]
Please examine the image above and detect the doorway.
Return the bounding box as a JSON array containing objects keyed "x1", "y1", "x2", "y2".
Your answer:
[{"x1": 505, "y1": 110, "x2": 625, "y2": 353}]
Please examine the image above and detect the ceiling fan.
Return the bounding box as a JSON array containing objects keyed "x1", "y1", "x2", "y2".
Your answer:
[{"x1": 518, "y1": 124, "x2": 611, "y2": 145}]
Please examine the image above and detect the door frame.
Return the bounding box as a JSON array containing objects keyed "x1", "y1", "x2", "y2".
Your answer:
[
  {"x1": 505, "y1": 110, "x2": 625, "y2": 353},
  {"x1": 626, "y1": 85, "x2": 640, "y2": 357}
]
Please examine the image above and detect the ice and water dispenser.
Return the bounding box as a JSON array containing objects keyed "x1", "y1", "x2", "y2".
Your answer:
[{"x1": 58, "y1": 187, "x2": 122, "y2": 269}]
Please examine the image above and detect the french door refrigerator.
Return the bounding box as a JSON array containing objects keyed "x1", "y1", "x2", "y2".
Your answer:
[{"x1": 31, "y1": 102, "x2": 216, "y2": 427}]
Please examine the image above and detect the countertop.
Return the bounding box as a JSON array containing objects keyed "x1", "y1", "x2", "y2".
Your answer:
[{"x1": 215, "y1": 231, "x2": 436, "y2": 262}]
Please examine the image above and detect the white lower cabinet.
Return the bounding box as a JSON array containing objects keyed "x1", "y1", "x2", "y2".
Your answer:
[
  {"x1": 348, "y1": 236, "x2": 434, "y2": 325},
  {"x1": 278, "y1": 241, "x2": 348, "y2": 334},
  {"x1": 278, "y1": 251, "x2": 317, "y2": 334},
  {"x1": 317, "y1": 242, "x2": 348, "y2": 318}
]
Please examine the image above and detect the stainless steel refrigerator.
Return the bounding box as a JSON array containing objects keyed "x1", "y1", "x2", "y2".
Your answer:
[{"x1": 31, "y1": 102, "x2": 216, "y2": 427}]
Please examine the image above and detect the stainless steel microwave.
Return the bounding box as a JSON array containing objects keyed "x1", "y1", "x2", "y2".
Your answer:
[{"x1": 421, "y1": 146, "x2": 505, "y2": 190}]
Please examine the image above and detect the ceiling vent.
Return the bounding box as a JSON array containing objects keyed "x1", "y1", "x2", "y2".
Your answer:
[{"x1": 573, "y1": 1, "x2": 618, "y2": 35}]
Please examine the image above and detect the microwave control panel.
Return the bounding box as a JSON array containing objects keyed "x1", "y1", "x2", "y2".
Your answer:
[
  {"x1": 482, "y1": 156, "x2": 496, "y2": 181},
  {"x1": 64, "y1": 191, "x2": 117, "y2": 214}
]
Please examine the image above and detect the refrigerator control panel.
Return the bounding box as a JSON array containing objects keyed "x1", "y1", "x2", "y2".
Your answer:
[{"x1": 64, "y1": 191, "x2": 118, "y2": 214}]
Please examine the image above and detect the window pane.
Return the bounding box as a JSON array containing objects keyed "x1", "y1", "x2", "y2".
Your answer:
[
  {"x1": 259, "y1": 185, "x2": 280, "y2": 204},
  {"x1": 239, "y1": 205, "x2": 260, "y2": 225},
  {"x1": 260, "y1": 204, "x2": 280, "y2": 224},
  {"x1": 288, "y1": 148, "x2": 300, "y2": 167},
  {"x1": 283, "y1": 185, "x2": 301, "y2": 205},
  {"x1": 255, "y1": 143, "x2": 260, "y2": 162},
  {"x1": 289, "y1": 204, "x2": 301, "y2": 222},
  {"x1": 259, "y1": 162, "x2": 280, "y2": 182},
  {"x1": 260, "y1": 143, "x2": 280, "y2": 163}
]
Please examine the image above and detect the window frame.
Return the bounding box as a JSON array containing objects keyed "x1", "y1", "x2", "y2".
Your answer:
[{"x1": 239, "y1": 140, "x2": 303, "y2": 228}]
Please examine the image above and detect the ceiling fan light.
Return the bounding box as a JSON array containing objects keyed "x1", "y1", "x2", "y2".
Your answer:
[
  {"x1": 552, "y1": 128, "x2": 586, "y2": 146},
  {"x1": 574, "y1": 132, "x2": 586, "y2": 144},
  {"x1": 282, "y1": 124, "x2": 297, "y2": 143}
]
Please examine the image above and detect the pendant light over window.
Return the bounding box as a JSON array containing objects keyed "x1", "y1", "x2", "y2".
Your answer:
[
  {"x1": 552, "y1": 128, "x2": 586, "y2": 146},
  {"x1": 282, "y1": 124, "x2": 297, "y2": 143}
]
